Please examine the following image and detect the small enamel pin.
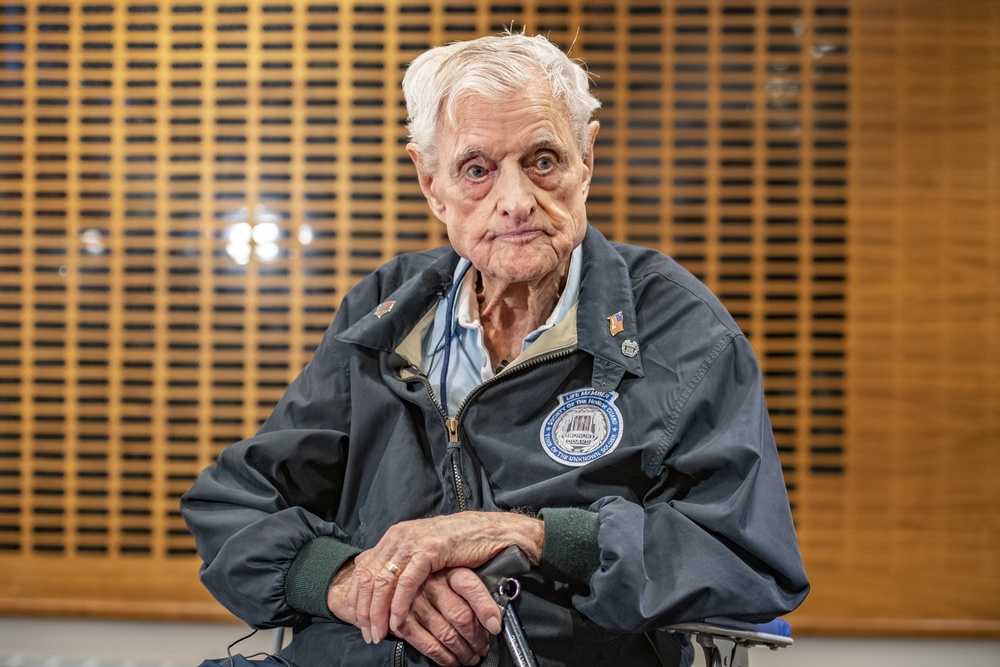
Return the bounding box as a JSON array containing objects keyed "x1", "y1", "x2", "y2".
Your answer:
[
  {"x1": 374, "y1": 301, "x2": 396, "y2": 318},
  {"x1": 607, "y1": 311, "x2": 624, "y2": 336},
  {"x1": 621, "y1": 339, "x2": 639, "y2": 358}
]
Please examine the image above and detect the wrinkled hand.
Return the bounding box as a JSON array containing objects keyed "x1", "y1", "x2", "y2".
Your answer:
[
  {"x1": 395, "y1": 568, "x2": 496, "y2": 665},
  {"x1": 351, "y1": 511, "x2": 543, "y2": 646},
  {"x1": 328, "y1": 561, "x2": 498, "y2": 666}
]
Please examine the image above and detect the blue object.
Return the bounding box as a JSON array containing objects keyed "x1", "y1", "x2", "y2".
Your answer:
[
  {"x1": 702, "y1": 616, "x2": 791, "y2": 637},
  {"x1": 439, "y1": 260, "x2": 472, "y2": 416},
  {"x1": 757, "y1": 618, "x2": 792, "y2": 637}
]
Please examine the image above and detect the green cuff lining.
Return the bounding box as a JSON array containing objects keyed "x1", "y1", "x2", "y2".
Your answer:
[
  {"x1": 537, "y1": 507, "x2": 601, "y2": 586},
  {"x1": 285, "y1": 536, "x2": 362, "y2": 619}
]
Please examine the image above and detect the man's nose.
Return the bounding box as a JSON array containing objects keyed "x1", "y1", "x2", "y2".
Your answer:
[{"x1": 494, "y1": 167, "x2": 536, "y2": 220}]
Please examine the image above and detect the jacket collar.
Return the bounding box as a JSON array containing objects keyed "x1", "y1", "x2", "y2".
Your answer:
[
  {"x1": 576, "y1": 224, "x2": 645, "y2": 382},
  {"x1": 335, "y1": 225, "x2": 644, "y2": 381},
  {"x1": 335, "y1": 249, "x2": 460, "y2": 353}
]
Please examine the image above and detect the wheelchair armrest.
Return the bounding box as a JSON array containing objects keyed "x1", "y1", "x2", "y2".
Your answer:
[
  {"x1": 661, "y1": 617, "x2": 793, "y2": 650},
  {"x1": 661, "y1": 618, "x2": 791, "y2": 667}
]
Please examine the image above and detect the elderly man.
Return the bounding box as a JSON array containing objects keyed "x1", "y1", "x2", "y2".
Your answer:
[{"x1": 181, "y1": 33, "x2": 809, "y2": 667}]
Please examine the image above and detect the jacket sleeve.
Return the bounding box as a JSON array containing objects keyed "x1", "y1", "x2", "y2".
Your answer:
[
  {"x1": 548, "y1": 334, "x2": 809, "y2": 632},
  {"x1": 180, "y1": 326, "x2": 361, "y2": 628}
]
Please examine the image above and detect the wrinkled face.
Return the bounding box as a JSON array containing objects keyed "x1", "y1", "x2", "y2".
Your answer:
[{"x1": 409, "y1": 88, "x2": 599, "y2": 287}]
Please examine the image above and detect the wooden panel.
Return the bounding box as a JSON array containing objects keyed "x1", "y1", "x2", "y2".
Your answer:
[{"x1": 788, "y1": 0, "x2": 1000, "y2": 636}]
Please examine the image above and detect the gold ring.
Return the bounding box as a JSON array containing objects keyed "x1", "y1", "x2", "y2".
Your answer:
[{"x1": 384, "y1": 561, "x2": 401, "y2": 577}]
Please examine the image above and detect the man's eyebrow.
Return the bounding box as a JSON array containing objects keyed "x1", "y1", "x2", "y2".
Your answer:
[
  {"x1": 452, "y1": 146, "x2": 490, "y2": 165},
  {"x1": 526, "y1": 133, "x2": 568, "y2": 153}
]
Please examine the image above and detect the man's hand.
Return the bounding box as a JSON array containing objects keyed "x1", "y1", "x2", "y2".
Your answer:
[
  {"x1": 351, "y1": 511, "x2": 544, "y2": 646},
  {"x1": 328, "y1": 561, "x2": 499, "y2": 666},
  {"x1": 394, "y1": 569, "x2": 495, "y2": 665}
]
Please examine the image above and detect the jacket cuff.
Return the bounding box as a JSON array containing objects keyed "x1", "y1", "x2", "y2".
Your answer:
[
  {"x1": 537, "y1": 507, "x2": 601, "y2": 586},
  {"x1": 285, "y1": 536, "x2": 362, "y2": 619}
]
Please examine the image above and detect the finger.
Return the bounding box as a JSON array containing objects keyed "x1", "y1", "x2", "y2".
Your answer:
[
  {"x1": 395, "y1": 613, "x2": 461, "y2": 667},
  {"x1": 446, "y1": 568, "x2": 503, "y2": 637},
  {"x1": 354, "y1": 549, "x2": 391, "y2": 644},
  {"x1": 389, "y1": 552, "x2": 434, "y2": 636},
  {"x1": 370, "y1": 556, "x2": 407, "y2": 644},
  {"x1": 411, "y1": 593, "x2": 479, "y2": 665},
  {"x1": 352, "y1": 558, "x2": 376, "y2": 644},
  {"x1": 423, "y1": 573, "x2": 490, "y2": 657}
]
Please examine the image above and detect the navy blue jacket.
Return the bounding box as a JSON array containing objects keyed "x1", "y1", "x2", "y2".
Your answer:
[{"x1": 181, "y1": 225, "x2": 809, "y2": 666}]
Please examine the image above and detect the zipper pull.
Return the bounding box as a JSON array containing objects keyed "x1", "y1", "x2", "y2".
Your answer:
[{"x1": 446, "y1": 417, "x2": 460, "y2": 443}]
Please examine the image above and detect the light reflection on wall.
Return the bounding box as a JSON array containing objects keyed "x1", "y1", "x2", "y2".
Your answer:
[{"x1": 223, "y1": 205, "x2": 313, "y2": 265}]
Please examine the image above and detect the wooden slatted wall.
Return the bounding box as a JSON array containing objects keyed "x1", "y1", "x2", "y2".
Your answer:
[
  {"x1": 795, "y1": 0, "x2": 1000, "y2": 636},
  {"x1": 0, "y1": 0, "x2": 996, "y2": 637}
]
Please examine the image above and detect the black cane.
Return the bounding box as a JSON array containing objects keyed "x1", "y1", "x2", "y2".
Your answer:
[{"x1": 475, "y1": 546, "x2": 540, "y2": 667}]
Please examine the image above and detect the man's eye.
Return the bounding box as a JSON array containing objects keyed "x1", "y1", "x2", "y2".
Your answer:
[
  {"x1": 535, "y1": 156, "x2": 555, "y2": 171},
  {"x1": 467, "y1": 165, "x2": 488, "y2": 179}
]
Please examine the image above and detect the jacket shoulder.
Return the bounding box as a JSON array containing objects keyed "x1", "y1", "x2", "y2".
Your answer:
[
  {"x1": 610, "y1": 241, "x2": 742, "y2": 336},
  {"x1": 335, "y1": 246, "x2": 452, "y2": 318},
  {"x1": 361, "y1": 246, "x2": 453, "y2": 298}
]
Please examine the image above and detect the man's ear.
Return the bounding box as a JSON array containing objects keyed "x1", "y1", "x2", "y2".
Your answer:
[
  {"x1": 580, "y1": 121, "x2": 600, "y2": 201},
  {"x1": 407, "y1": 143, "x2": 446, "y2": 220}
]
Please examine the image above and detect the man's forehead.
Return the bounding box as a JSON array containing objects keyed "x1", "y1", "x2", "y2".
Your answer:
[{"x1": 441, "y1": 106, "x2": 573, "y2": 164}]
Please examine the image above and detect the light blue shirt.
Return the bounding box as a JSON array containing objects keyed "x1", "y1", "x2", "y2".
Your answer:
[{"x1": 421, "y1": 245, "x2": 583, "y2": 416}]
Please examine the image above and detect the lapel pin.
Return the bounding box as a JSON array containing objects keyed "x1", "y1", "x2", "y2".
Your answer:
[
  {"x1": 374, "y1": 300, "x2": 396, "y2": 318},
  {"x1": 621, "y1": 339, "x2": 639, "y2": 358},
  {"x1": 607, "y1": 311, "x2": 624, "y2": 336}
]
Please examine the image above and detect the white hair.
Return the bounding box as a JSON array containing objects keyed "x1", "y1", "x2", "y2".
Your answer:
[{"x1": 402, "y1": 33, "x2": 601, "y2": 171}]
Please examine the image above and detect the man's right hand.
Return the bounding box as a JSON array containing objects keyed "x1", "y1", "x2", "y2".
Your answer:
[{"x1": 328, "y1": 561, "x2": 497, "y2": 666}]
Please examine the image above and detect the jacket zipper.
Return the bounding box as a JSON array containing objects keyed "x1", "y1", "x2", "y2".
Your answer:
[
  {"x1": 406, "y1": 372, "x2": 468, "y2": 513},
  {"x1": 393, "y1": 639, "x2": 404, "y2": 667},
  {"x1": 449, "y1": 348, "x2": 575, "y2": 510},
  {"x1": 445, "y1": 417, "x2": 467, "y2": 512},
  {"x1": 410, "y1": 348, "x2": 575, "y2": 515}
]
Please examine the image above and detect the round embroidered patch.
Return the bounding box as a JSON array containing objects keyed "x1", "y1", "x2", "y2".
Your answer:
[{"x1": 540, "y1": 389, "x2": 623, "y2": 467}]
